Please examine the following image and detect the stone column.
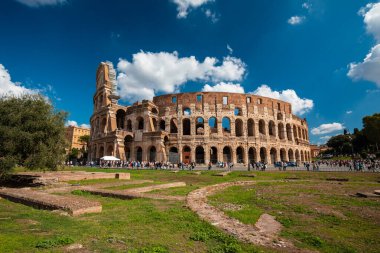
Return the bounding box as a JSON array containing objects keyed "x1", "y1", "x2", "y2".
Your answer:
[
  {"x1": 204, "y1": 145, "x2": 210, "y2": 164},
  {"x1": 243, "y1": 146, "x2": 249, "y2": 165},
  {"x1": 232, "y1": 147, "x2": 237, "y2": 164}
]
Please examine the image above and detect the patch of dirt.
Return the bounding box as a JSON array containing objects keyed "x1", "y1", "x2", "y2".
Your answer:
[
  {"x1": 219, "y1": 203, "x2": 243, "y2": 211},
  {"x1": 15, "y1": 219, "x2": 40, "y2": 225},
  {"x1": 186, "y1": 181, "x2": 313, "y2": 252}
]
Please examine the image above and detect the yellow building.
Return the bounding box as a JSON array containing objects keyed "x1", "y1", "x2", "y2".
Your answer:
[{"x1": 65, "y1": 125, "x2": 91, "y2": 151}]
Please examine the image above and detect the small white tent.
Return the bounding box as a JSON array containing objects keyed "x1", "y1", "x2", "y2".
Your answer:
[{"x1": 100, "y1": 156, "x2": 120, "y2": 161}]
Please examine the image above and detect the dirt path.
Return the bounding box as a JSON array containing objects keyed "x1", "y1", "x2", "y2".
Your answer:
[{"x1": 186, "y1": 181, "x2": 312, "y2": 252}]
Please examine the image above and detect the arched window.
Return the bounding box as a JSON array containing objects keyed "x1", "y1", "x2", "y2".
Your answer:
[
  {"x1": 210, "y1": 147, "x2": 218, "y2": 164},
  {"x1": 151, "y1": 108, "x2": 158, "y2": 114},
  {"x1": 259, "y1": 120, "x2": 266, "y2": 135},
  {"x1": 116, "y1": 109, "x2": 126, "y2": 129},
  {"x1": 195, "y1": 146, "x2": 205, "y2": 164},
  {"x1": 277, "y1": 112, "x2": 283, "y2": 120},
  {"x1": 248, "y1": 119, "x2": 255, "y2": 137},
  {"x1": 223, "y1": 146, "x2": 232, "y2": 162},
  {"x1": 136, "y1": 147, "x2": 142, "y2": 162},
  {"x1": 196, "y1": 117, "x2": 204, "y2": 135},
  {"x1": 248, "y1": 147, "x2": 256, "y2": 163},
  {"x1": 183, "y1": 118, "x2": 191, "y2": 135},
  {"x1": 209, "y1": 117, "x2": 217, "y2": 134},
  {"x1": 152, "y1": 118, "x2": 157, "y2": 131},
  {"x1": 160, "y1": 120, "x2": 166, "y2": 131},
  {"x1": 183, "y1": 107, "x2": 191, "y2": 116},
  {"x1": 293, "y1": 125, "x2": 297, "y2": 139},
  {"x1": 101, "y1": 118, "x2": 107, "y2": 133},
  {"x1": 259, "y1": 147, "x2": 267, "y2": 163},
  {"x1": 270, "y1": 148, "x2": 277, "y2": 164},
  {"x1": 236, "y1": 147, "x2": 244, "y2": 163},
  {"x1": 286, "y1": 124, "x2": 292, "y2": 141},
  {"x1": 235, "y1": 119, "x2": 243, "y2": 137},
  {"x1": 222, "y1": 117, "x2": 231, "y2": 133},
  {"x1": 278, "y1": 123, "x2": 285, "y2": 139},
  {"x1": 136, "y1": 117, "x2": 144, "y2": 130},
  {"x1": 234, "y1": 107, "x2": 242, "y2": 116},
  {"x1": 149, "y1": 146, "x2": 156, "y2": 162},
  {"x1": 170, "y1": 118, "x2": 178, "y2": 133},
  {"x1": 268, "y1": 121, "x2": 276, "y2": 136}
]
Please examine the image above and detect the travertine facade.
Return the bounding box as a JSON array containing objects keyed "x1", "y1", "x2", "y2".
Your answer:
[{"x1": 89, "y1": 62, "x2": 311, "y2": 165}]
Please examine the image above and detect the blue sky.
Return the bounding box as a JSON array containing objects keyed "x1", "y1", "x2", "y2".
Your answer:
[{"x1": 0, "y1": 0, "x2": 379, "y2": 144}]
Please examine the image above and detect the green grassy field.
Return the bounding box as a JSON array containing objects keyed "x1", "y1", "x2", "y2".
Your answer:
[{"x1": 0, "y1": 168, "x2": 379, "y2": 253}]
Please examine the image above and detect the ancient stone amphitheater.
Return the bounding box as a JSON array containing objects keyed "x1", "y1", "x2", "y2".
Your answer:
[{"x1": 89, "y1": 62, "x2": 311, "y2": 165}]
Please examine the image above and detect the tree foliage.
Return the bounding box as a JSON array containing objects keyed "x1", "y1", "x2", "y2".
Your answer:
[
  {"x1": 0, "y1": 94, "x2": 68, "y2": 179},
  {"x1": 362, "y1": 113, "x2": 380, "y2": 150}
]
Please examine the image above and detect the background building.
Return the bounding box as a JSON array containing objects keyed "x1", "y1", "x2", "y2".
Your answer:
[
  {"x1": 65, "y1": 125, "x2": 90, "y2": 151},
  {"x1": 89, "y1": 62, "x2": 311, "y2": 165}
]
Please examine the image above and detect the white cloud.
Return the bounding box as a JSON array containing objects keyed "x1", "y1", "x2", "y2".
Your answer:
[
  {"x1": 311, "y1": 123, "x2": 344, "y2": 135},
  {"x1": 116, "y1": 51, "x2": 246, "y2": 102},
  {"x1": 302, "y1": 2, "x2": 311, "y2": 10},
  {"x1": 171, "y1": 0, "x2": 213, "y2": 18},
  {"x1": 287, "y1": 16, "x2": 305, "y2": 25},
  {"x1": 346, "y1": 110, "x2": 353, "y2": 114},
  {"x1": 65, "y1": 120, "x2": 90, "y2": 128},
  {"x1": 319, "y1": 135, "x2": 331, "y2": 141},
  {"x1": 251, "y1": 84, "x2": 314, "y2": 115},
  {"x1": 15, "y1": 0, "x2": 66, "y2": 7},
  {"x1": 227, "y1": 44, "x2": 233, "y2": 55},
  {"x1": 0, "y1": 64, "x2": 35, "y2": 96},
  {"x1": 348, "y1": 3, "x2": 380, "y2": 87},
  {"x1": 204, "y1": 9, "x2": 218, "y2": 23},
  {"x1": 202, "y1": 82, "x2": 245, "y2": 93}
]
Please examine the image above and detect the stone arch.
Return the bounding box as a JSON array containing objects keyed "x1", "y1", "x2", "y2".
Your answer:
[
  {"x1": 234, "y1": 107, "x2": 242, "y2": 116},
  {"x1": 280, "y1": 148, "x2": 286, "y2": 162},
  {"x1": 295, "y1": 149, "x2": 300, "y2": 163},
  {"x1": 116, "y1": 109, "x2": 126, "y2": 129},
  {"x1": 101, "y1": 118, "x2": 107, "y2": 133},
  {"x1": 159, "y1": 119, "x2": 166, "y2": 131},
  {"x1": 223, "y1": 146, "x2": 232, "y2": 162},
  {"x1": 259, "y1": 147, "x2": 267, "y2": 163},
  {"x1": 293, "y1": 125, "x2": 298, "y2": 139},
  {"x1": 259, "y1": 120, "x2": 266, "y2": 135},
  {"x1": 170, "y1": 118, "x2": 178, "y2": 133},
  {"x1": 196, "y1": 117, "x2": 204, "y2": 135},
  {"x1": 151, "y1": 107, "x2": 158, "y2": 114},
  {"x1": 268, "y1": 121, "x2": 276, "y2": 137},
  {"x1": 182, "y1": 146, "x2": 191, "y2": 163},
  {"x1": 301, "y1": 150, "x2": 304, "y2": 162},
  {"x1": 235, "y1": 118, "x2": 243, "y2": 137},
  {"x1": 270, "y1": 148, "x2": 277, "y2": 164},
  {"x1": 136, "y1": 116, "x2": 144, "y2": 130},
  {"x1": 222, "y1": 117, "x2": 231, "y2": 133},
  {"x1": 183, "y1": 118, "x2": 191, "y2": 135},
  {"x1": 247, "y1": 119, "x2": 255, "y2": 137},
  {"x1": 236, "y1": 146, "x2": 244, "y2": 163},
  {"x1": 195, "y1": 146, "x2": 205, "y2": 164},
  {"x1": 209, "y1": 117, "x2": 218, "y2": 134},
  {"x1": 278, "y1": 123, "x2": 285, "y2": 140},
  {"x1": 286, "y1": 124, "x2": 292, "y2": 141},
  {"x1": 168, "y1": 146, "x2": 179, "y2": 163},
  {"x1": 248, "y1": 147, "x2": 257, "y2": 163},
  {"x1": 277, "y1": 112, "x2": 283, "y2": 120},
  {"x1": 210, "y1": 147, "x2": 218, "y2": 164},
  {"x1": 148, "y1": 146, "x2": 156, "y2": 162},
  {"x1": 136, "y1": 146, "x2": 143, "y2": 162},
  {"x1": 298, "y1": 127, "x2": 302, "y2": 140},
  {"x1": 152, "y1": 118, "x2": 157, "y2": 131},
  {"x1": 288, "y1": 149, "x2": 294, "y2": 162},
  {"x1": 183, "y1": 107, "x2": 191, "y2": 116}
]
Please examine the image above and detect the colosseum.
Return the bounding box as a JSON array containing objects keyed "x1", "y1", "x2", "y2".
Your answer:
[{"x1": 89, "y1": 62, "x2": 311, "y2": 165}]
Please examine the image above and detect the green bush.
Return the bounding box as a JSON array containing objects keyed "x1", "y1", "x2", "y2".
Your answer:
[{"x1": 35, "y1": 236, "x2": 74, "y2": 249}]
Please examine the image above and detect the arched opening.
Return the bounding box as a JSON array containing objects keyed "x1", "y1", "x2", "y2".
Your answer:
[
  {"x1": 99, "y1": 146, "x2": 104, "y2": 158},
  {"x1": 280, "y1": 148, "x2": 286, "y2": 161},
  {"x1": 288, "y1": 149, "x2": 294, "y2": 162},
  {"x1": 259, "y1": 120, "x2": 266, "y2": 135},
  {"x1": 170, "y1": 118, "x2": 178, "y2": 133},
  {"x1": 163, "y1": 136, "x2": 169, "y2": 146},
  {"x1": 101, "y1": 118, "x2": 107, "y2": 133},
  {"x1": 247, "y1": 119, "x2": 255, "y2": 137},
  {"x1": 248, "y1": 147, "x2": 257, "y2": 163},
  {"x1": 149, "y1": 146, "x2": 156, "y2": 162},
  {"x1": 277, "y1": 112, "x2": 283, "y2": 120},
  {"x1": 298, "y1": 127, "x2": 302, "y2": 140},
  {"x1": 126, "y1": 119, "x2": 132, "y2": 131},
  {"x1": 136, "y1": 117, "x2": 144, "y2": 130},
  {"x1": 151, "y1": 107, "x2": 158, "y2": 114},
  {"x1": 301, "y1": 151, "x2": 304, "y2": 162},
  {"x1": 293, "y1": 125, "x2": 298, "y2": 140},
  {"x1": 234, "y1": 107, "x2": 242, "y2": 116},
  {"x1": 136, "y1": 147, "x2": 143, "y2": 162},
  {"x1": 124, "y1": 147, "x2": 130, "y2": 161},
  {"x1": 124, "y1": 135, "x2": 133, "y2": 160},
  {"x1": 182, "y1": 146, "x2": 191, "y2": 163},
  {"x1": 210, "y1": 147, "x2": 218, "y2": 164},
  {"x1": 222, "y1": 117, "x2": 231, "y2": 133},
  {"x1": 169, "y1": 147, "x2": 179, "y2": 163},
  {"x1": 278, "y1": 123, "x2": 285, "y2": 140},
  {"x1": 183, "y1": 107, "x2": 191, "y2": 116},
  {"x1": 196, "y1": 117, "x2": 204, "y2": 135},
  {"x1": 259, "y1": 147, "x2": 267, "y2": 163},
  {"x1": 106, "y1": 145, "x2": 113, "y2": 156},
  {"x1": 269, "y1": 121, "x2": 276, "y2": 137},
  {"x1": 223, "y1": 146, "x2": 232, "y2": 162},
  {"x1": 235, "y1": 119, "x2": 243, "y2": 137},
  {"x1": 286, "y1": 124, "x2": 292, "y2": 141},
  {"x1": 182, "y1": 118, "x2": 191, "y2": 135},
  {"x1": 236, "y1": 147, "x2": 244, "y2": 163},
  {"x1": 195, "y1": 146, "x2": 205, "y2": 164},
  {"x1": 302, "y1": 129, "x2": 306, "y2": 140},
  {"x1": 160, "y1": 120, "x2": 166, "y2": 131},
  {"x1": 295, "y1": 150, "x2": 300, "y2": 163},
  {"x1": 209, "y1": 117, "x2": 217, "y2": 134},
  {"x1": 116, "y1": 109, "x2": 126, "y2": 129},
  {"x1": 270, "y1": 148, "x2": 277, "y2": 164}
]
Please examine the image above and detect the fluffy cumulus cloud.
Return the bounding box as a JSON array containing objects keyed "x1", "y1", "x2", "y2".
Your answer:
[
  {"x1": 251, "y1": 84, "x2": 314, "y2": 115},
  {"x1": 202, "y1": 82, "x2": 245, "y2": 93},
  {"x1": 311, "y1": 123, "x2": 344, "y2": 135},
  {"x1": 0, "y1": 64, "x2": 35, "y2": 96},
  {"x1": 348, "y1": 3, "x2": 380, "y2": 87},
  {"x1": 15, "y1": 0, "x2": 66, "y2": 7},
  {"x1": 65, "y1": 120, "x2": 90, "y2": 129},
  {"x1": 287, "y1": 15, "x2": 305, "y2": 25},
  {"x1": 171, "y1": 0, "x2": 213, "y2": 18},
  {"x1": 319, "y1": 135, "x2": 332, "y2": 141},
  {"x1": 116, "y1": 51, "x2": 246, "y2": 102}
]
